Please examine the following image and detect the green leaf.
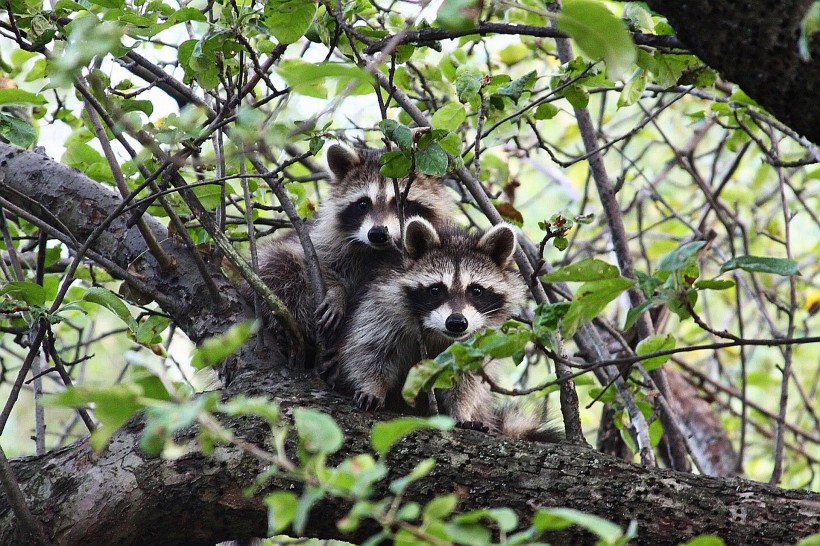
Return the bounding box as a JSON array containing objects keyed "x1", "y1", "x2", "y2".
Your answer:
[
  {"x1": 43, "y1": 385, "x2": 144, "y2": 452},
  {"x1": 293, "y1": 485, "x2": 323, "y2": 535},
  {"x1": 265, "y1": 491, "x2": 298, "y2": 534},
  {"x1": 192, "y1": 181, "x2": 229, "y2": 210},
  {"x1": 390, "y1": 458, "x2": 436, "y2": 493},
  {"x1": 694, "y1": 279, "x2": 735, "y2": 291},
  {"x1": 557, "y1": 0, "x2": 638, "y2": 80},
  {"x1": 88, "y1": 0, "x2": 124, "y2": 7},
  {"x1": 135, "y1": 314, "x2": 172, "y2": 346},
  {"x1": 220, "y1": 395, "x2": 280, "y2": 425},
  {"x1": 379, "y1": 150, "x2": 412, "y2": 178},
  {"x1": 561, "y1": 277, "x2": 634, "y2": 338},
  {"x1": 445, "y1": 521, "x2": 491, "y2": 546},
  {"x1": 623, "y1": 299, "x2": 654, "y2": 331},
  {"x1": 658, "y1": 241, "x2": 706, "y2": 272},
  {"x1": 542, "y1": 258, "x2": 620, "y2": 282},
  {"x1": 494, "y1": 70, "x2": 537, "y2": 103},
  {"x1": 0, "y1": 88, "x2": 47, "y2": 106},
  {"x1": 794, "y1": 534, "x2": 820, "y2": 546},
  {"x1": 423, "y1": 494, "x2": 458, "y2": 521},
  {"x1": 618, "y1": 69, "x2": 647, "y2": 107},
  {"x1": 51, "y1": 18, "x2": 125, "y2": 87},
  {"x1": 140, "y1": 395, "x2": 216, "y2": 455},
  {"x1": 83, "y1": 287, "x2": 138, "y2": 332},
  {"x1": 534, "y1": 102, "x2": 559, "y2": 120},
  {"x1": 190, "y1": 320, "x2": 257, "y2": 370},
  {"x1": 561, "y1": 84, "x2": 589, "y2": 109},
  {"x1": 166, "y1": 7, "x2": 208, "y2": 25},
  {"x1": 455, "y1": 65, "x2": 483, "y2": 102},
  {"x1": 0, "y1": 281, "x2": 47, "y2": 307},
  {"x1": 403, "y1": 358, "x2": 445, "y2": 404},
  {"x1": 474, "y1": 328, "x2": 529, "y2": 358},
  {"x1": 392, "y1": 124, "x2": 413, "y2": 148},
  {"x1": 416, "y1": 142, "x2": 449, "y2": 176},
  {"x1": 294, "y1": 407, "x2": 344, "y2": 454},
  {"x1": 0, "y1": 113, "x2": 37, "y2": 148},
  {"x1": 438, "y1": 132, "x2": 462, "y2": 155},
  {"x1": 533, "y1": 302, "x2": 571, "y2": 350},
  {"x1": 719, "y1": 255, "x2": 800, "y2": 276},
  {"x1": 62, "y1": 140, "x2": 115, "y2": 184},
  {"x1": 431, "y1": 102, "x2": 467, "y2": 132},
  {"x1": 379, "y1": 119, "x2": 399, "y2": 140},
  {"x1": 264, "y1": 0, "x2": 317, "y2": 44},
  {"x1": 277, "y1": 61, "x2": 374, "y2": 90},
  {"x1": 635, "y1": 334, "x2": 676, "y2": 371},
  {"x1": 371, "y1": 416, "x2": 454, "y2": 456},
  {"x1": 533, "y1": 507, "x2": 624, "y2": 542},
  {"x1": 436, "y1": 0, "x2": 481, "y2": 31}
]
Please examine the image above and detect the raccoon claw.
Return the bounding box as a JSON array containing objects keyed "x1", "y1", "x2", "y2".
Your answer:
[
  {"x1": 315, "y1": 291, "x2": 345, "y2": 337},
  {"x1": 456, "y1": 421, "x2": 490, "y2": 433},
  {"x1": 315, "y1": 304, "x2": 344, "y2": 336},
  {"x1": 353, "y1": 391, "x2": 384, "y2": 412},
  {"x1": 317, "y1": 351, "x2": 340, "y2": 388}
]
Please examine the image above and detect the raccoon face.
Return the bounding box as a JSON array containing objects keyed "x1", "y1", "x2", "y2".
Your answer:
[
  {"x1": 401, "y1": 218, "x2": 523, "y2": 342},
  {"x1": 326, "y1": 144, "x2": 449, "y2": 250}
]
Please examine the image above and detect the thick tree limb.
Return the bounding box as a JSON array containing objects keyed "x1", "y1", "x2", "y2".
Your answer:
[
  {"x1": 1, "y1": 366, "x2": 819, "y2": 545},
  {"x1": 0, "y1": 143, "x2": 245, "y2": 344},
  {"x1": 643, "y1": 0, "x2": 820, "y2": 146}
]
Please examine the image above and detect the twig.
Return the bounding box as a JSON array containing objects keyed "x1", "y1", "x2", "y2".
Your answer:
[
  {"x1": 770, "y1": 143, "x2": 798, "y2": 485},
  {"x1": 363, "y1": 23, "x2": 684, "y2": 54}
]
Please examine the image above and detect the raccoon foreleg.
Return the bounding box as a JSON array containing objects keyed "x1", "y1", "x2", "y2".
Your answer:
[
  {"x1": 341, "y1": 331, "x2": 406, "y2": 412},
  {"x1": 441, "y1": 373, "x2": 495, "y2": 430},
  {"x1": 314, "y1": 275, "x2": 347, "y2": 338}
]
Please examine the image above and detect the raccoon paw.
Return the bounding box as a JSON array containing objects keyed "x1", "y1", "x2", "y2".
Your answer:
[
  {"x1": 353, "y1": 391, "x2": 384, "y2": 412},
  {"x1": 456, "y1": 421, "x2": 490, "y2": 433},
  {"x1": 315, "y1": 292, "x2": 345, "y2": 337}
]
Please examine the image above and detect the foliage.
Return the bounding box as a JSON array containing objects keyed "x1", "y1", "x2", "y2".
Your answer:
[{"x1": 1, "y1": 0, "x2": 819, "y2": 542}]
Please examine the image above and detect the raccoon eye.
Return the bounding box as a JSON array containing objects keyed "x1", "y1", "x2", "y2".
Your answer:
[
  {"x1": 469, "y1": 285, "x2": 484, "y2": 297},
  {"x1": 428, "y1": 285, "x2": 443, "y2": 296},
  {"x1": 356, "y1": 197, "x2": 370, "y2": 211}
]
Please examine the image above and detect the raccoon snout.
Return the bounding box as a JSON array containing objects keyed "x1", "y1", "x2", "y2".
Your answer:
[
  {"x1": 445, "y1": 313, "x2": 469, "y2": 333},
  {"x1": 368, "y1": 226, "x2": 390, "y2": 245}
]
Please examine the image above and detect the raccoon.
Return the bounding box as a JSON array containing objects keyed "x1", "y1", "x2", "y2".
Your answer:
[
  {"x1": 335, "y1": 217, "x2": 560, "y2": 441},
  {"x1": 253, "y1": 144, "x2": 454, "y2": 355}
]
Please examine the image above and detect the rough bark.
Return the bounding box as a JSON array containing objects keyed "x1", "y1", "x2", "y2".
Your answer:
[
  {"x1": 0, "y1": 144, "x2": 246, "y2": 346},
  {"x1": 643, "y1": 0, "x2": 820, "y2": 145},
  {"x1": 2, "y1": 367, "x2": 819, "y2": 546},
  {"x1": 1, "y1": 142, "x2": 818, "y2": 545}
]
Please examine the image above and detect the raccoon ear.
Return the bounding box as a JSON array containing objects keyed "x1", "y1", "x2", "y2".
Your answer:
[
  {"x1": 327, "y1": 144, "x2": 362, "y2": 181},
  {"x1": 479, "y1": 224, "x2": 517, "y2": 266},
  {"x1": 404, "y1": 218, "x2": 440, "y2": 259}
]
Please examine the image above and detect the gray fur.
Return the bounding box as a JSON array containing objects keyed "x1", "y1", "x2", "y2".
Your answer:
[
  {"x1": 252, "y1": 144, "x2": 454, "y2": 352},
  {"x1": 336, "y1": 219, "x2": 529, "y2": 428}
]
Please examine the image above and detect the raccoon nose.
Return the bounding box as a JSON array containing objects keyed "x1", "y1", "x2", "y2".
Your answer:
[
  {"x1": 445, "y1": 313, "x2": 469, "y2": 334},
  {"x1": 368, "y1": 226, "x2": 390, "y2": 245}
]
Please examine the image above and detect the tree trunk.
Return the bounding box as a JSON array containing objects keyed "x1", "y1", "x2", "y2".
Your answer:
[{"x1": 643, "y1": 0, "x2": 820, "y2": 145}]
